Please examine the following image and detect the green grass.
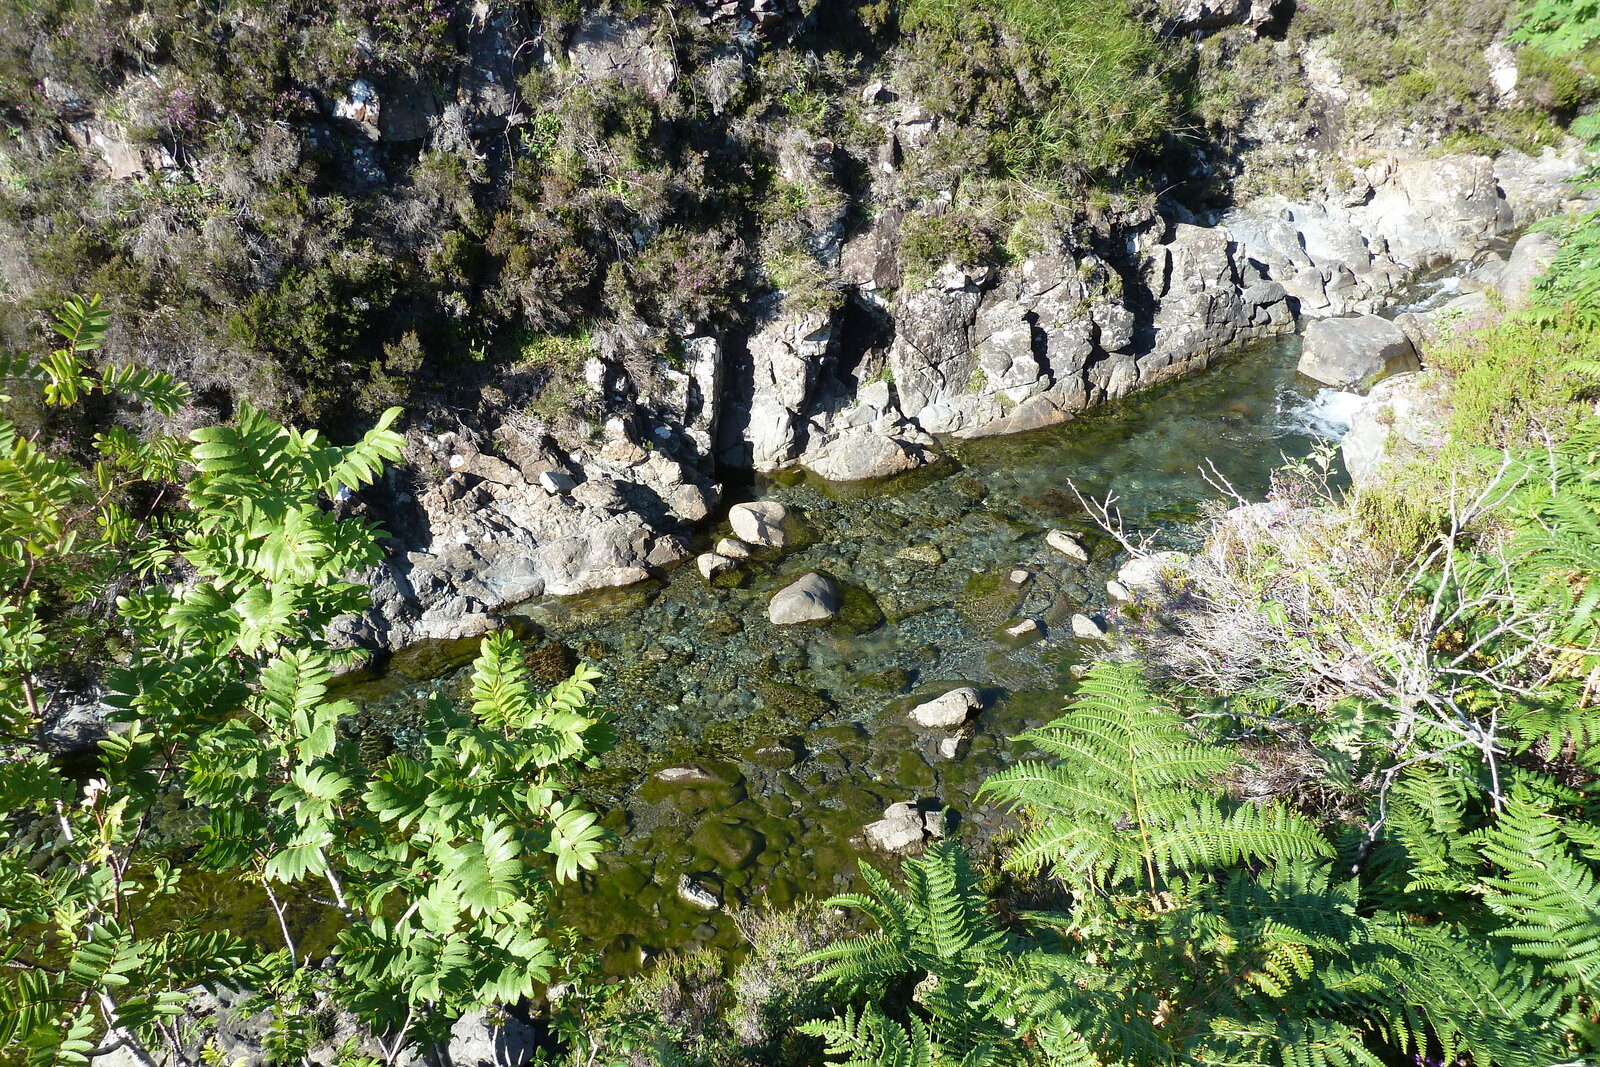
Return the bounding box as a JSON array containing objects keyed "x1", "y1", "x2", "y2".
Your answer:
[{"x1": 898, "y1": 0, "x2": 1177, "y2": 185}]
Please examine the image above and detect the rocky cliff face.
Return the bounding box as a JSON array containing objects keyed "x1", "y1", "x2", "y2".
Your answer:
[{"x1": 348, "y1": 141, "x2": 1589, "y2": 648}]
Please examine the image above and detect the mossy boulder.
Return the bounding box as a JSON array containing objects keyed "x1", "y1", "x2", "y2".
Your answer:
[
  {"x1": 833, "y1": 581, "x2": 887, "y2": 636},
  {"x1": 745, "y1": 737, "x2": 804, "y2": 768},
  {"x1": 855, "y1": 666, "x2": 913, "y2": 692},
  {"x1": 756, "y1": 683, "x2": 834, "y2": 720},
  {"x1": 639, "y1": 760, "x2": 744, "y2": 803},
  {"x1": 895, "y1": 750, "x2": 939, "y2": 792}
]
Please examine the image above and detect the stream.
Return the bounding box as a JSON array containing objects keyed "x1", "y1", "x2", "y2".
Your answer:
[{"x1": 337, "y1": 329, "x2": 1380, "y2": 973}]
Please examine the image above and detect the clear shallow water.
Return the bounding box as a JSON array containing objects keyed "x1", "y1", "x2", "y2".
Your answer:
[{"x1": 356, "y1": 333, "x2": 1351, "y2": 970}]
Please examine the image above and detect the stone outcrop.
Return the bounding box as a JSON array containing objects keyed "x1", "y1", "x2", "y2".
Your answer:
[
  {"x1": 799, "y1": 380, "x2": 939, "y2": 482},
  {"x1": 1138, "y1": 223, "x2": 1296, "y2": 388},
  {"x1": 721, "y1": 303, "x2": 835, "y2": 471},
  {"x1": 342, "y1": 418, "x2": 715, "y2": 648},
  {"x1": 1493, "y1": 230, "x2": 1562, "y2": 310},
  {"x1": 1298, "y1": 315, "x2": 1420, "y2": 390},
  {"x1": 338, "y1": 143, "x2": 1586, "y2": 656},
  {"x1": 96, "y1": 987, "x2": 537, "y2": 1067},
  {"x1": 567, "y1": 16, "x2": 677, "y2": 101}
]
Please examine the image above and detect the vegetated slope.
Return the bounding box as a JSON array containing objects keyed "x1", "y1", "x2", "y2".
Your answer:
[{"x1": 0, "y1": 0, "x2": 1589, "y2": 439}]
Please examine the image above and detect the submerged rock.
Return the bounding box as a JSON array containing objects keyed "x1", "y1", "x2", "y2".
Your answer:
[
  {"x1": 907, "y1": 686, "x2": 982, "y2": 729},
  {"x1": 730, "y1": 501, "x2": 790, "y2": 548},
  {"x1": 1046, "y1": 529, "x2": 1090, "y2": 562},
  {"x1": 1298, "y1": 315, "x2": 1420, "y2": 391},
  {"x1": 767, "y1": 573, "x2": 841, "y2": 625},
  {"x1": 896, "y1": 543, "x2": 945, "y2": 565},
  {"x1": 677, "y1": 873, "x2": 723, "y2": 911}
]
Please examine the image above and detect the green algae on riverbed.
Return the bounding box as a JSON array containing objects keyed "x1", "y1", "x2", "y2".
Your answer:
[{"x1": 338, "y1": 333, "x2": 1352, "y2": 972}]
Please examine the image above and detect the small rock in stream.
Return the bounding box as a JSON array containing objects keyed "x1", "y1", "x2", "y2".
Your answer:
[
  {"x1": 863, "y1": 801, "x2": 947, "y2": 855},
  {"x1": 1046, "y1": 529, "x2": 1090, "y2": 562},
  {"x1": 1071, "y1": 613, "x2": 1109, "y2": 641},
  {"x1": 1004, "y1": 618, "x2": 1041, "y2": 639},
  {"x1": 907, "y1": 687, "x2": 982, "y2": 729},
  {"x1": 767, "y1": 572, "x2": 841, "y2": 625},
  {"x1": 716, "y1": 536, "x2": 756, "y2": 559},
  {"x1": 697, "y1": 552, "x2": 737, "y2": 580},
  {"x1": 730, "y1": 501, "x2": 790, "y2": 549},
  {"x1": 677, "y1": 873, "x2": 723, "y2": 912}
]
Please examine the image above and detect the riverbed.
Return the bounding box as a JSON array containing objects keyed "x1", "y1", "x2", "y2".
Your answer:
[{"x1": 343, "y1": 330, "x2": 1372, "y2": 972}]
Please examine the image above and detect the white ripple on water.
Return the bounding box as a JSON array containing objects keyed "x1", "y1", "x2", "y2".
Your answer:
[
  {"x1": 1276, "y1": 386, "x2": 1365, "y2": 440},
  {"x1": 1393, "y1": 275, "x2": 1461, "y2": 314}
]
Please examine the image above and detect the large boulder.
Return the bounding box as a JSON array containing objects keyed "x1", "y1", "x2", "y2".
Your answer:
[
  {"x1": 767, "y1": 573, "x2": 840, "y2": 625},
  {"x1": 1298, "y1": 315, "x2": 1420, "y2": 390}
]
